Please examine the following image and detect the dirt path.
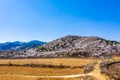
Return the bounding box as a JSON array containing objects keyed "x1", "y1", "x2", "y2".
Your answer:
[
  {"x1": 0, "y1": 74, "x2": 90, "y2": 78},
  {"x1": 87, "y1": 61, "x2": 106, "y2": 80}
]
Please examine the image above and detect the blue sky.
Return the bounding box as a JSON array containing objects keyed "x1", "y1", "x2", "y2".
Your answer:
[{"x1": 0, "y1": 0, "x2": 120, "y2": 42}]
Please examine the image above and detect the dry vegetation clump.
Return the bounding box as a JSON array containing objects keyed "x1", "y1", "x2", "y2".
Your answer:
[
  {"x1": 0, "y1": 62, "x2": 71, "y2": 69},
  {"x1": 100, "y1": 61, "x2": 110, "y2": 75},
  {"x1": 100, "y1": 60, "x2": 120, "y2": 80},
  {"x1": 84, "y1": 63, "x2": 95, "y2": 73},
  {"x1": 108, "y1": 63, "x2": 120, "y2": 80}
]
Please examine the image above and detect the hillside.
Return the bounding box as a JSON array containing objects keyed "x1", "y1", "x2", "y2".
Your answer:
[
  {"x1": 0, "y1": 35, "x2": 120, "y2": 58},
  {"x1": 35, "y1": 35, "x2": 120, "y2": 58}
]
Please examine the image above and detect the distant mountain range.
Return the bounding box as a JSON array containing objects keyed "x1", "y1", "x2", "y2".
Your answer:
[{"x1": 0, "y1": 40, "x2": 47, "y2": 51}]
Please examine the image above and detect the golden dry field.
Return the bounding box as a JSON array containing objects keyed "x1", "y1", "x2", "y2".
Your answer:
[
  {"x1": 0, "y1": 58, "x2": 97, "y2": 80},
  {"x1": 0, "y1": 66, "x2": 83, "y2": 76},
  {"x1": 0, "y1": 58, "x2": 95, "y2": 66}
]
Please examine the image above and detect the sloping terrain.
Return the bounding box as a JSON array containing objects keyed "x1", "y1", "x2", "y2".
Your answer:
[
  {"x1": 0, "y1": 35, "x2": 120, "y2": 58},
  {"x1": 35, "y1": 35, "x2": 120, "y2": 58}
]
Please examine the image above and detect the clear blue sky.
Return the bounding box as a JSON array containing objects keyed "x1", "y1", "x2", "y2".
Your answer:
[{"x1": 0, "y1": 0, "x2": 120, "y2": 42}]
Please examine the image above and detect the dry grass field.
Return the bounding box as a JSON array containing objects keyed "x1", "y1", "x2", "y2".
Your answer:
[
  {"x1": 0, "y1": 58, "x2": 97, "y2": 80},
  {"x1": 1, "y1": 58, "x2": 117, "y2": 80},
  {"x1": 0, "y1": 66, "x2": 83, "y2": 76},
  {"x1": 0, "y1": 58, "x2": 95, "y2": 67}
]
